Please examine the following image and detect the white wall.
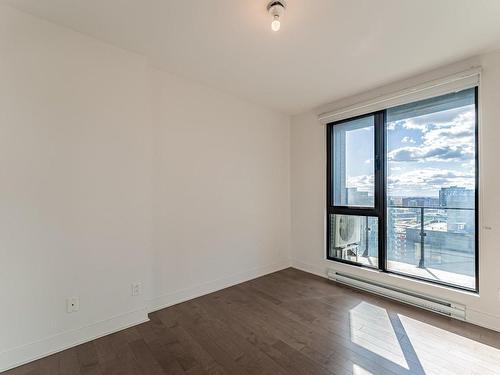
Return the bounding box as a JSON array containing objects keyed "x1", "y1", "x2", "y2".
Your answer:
[
  {"x1": 0, "y1": 5, "x2": 290, "y2": 371},
  {"x1": 0, "y1": 6, "x2": 153, "y2": 369},
  {"x1": 290, "y1": 50, "x2": 500, "y2": 332},
  {"x1": 147, "y1": 69, "x2": 290, "y2": 311}
]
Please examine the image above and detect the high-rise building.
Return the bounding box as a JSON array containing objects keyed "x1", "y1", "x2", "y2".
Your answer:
[
  {"x1": 402, "y1": 197, "x2": 439, "y2": 208},
  {"x1": 439, "y1": 186, "x2": 474, "y2": 208},
  {"x1": 439, "y1": 186, "x2": 474, "y2": 232},
  {"x1": 346, "y1": 188, "x2": 372, "y2": 206}
]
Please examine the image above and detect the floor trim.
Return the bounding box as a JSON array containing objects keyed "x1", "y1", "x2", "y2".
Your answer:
[
  {"x1": 0, "y1": 308, "x2": 149, "y2": 373},
  {"x1": 467, "y1": 308, "x2": 500, "y2": 333},
  {"x1": 147, "y1": 260, "x2": 291, "y2": 313}
]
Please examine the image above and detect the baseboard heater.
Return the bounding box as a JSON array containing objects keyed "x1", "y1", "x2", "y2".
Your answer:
[{"x1": 327, "y1": 270, "x2": 466, "y2": 320}]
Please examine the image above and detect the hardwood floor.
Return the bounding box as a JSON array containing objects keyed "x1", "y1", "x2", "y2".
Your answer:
[{"x1": 5, "y1": 268, "x2": 500, "y2": 375}]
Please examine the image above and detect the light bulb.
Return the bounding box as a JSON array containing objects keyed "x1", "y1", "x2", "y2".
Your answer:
[
  {"x1": 267, "y1": 1, "x2": 285, "y2": 32},
  {"x1": 271, "y1": 17, "x2": 281, "y2": 31}
]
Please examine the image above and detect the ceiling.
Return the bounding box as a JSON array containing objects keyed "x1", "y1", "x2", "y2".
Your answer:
[{"x1": 4, "y1": 0, "x2": 500, "y2": 114}]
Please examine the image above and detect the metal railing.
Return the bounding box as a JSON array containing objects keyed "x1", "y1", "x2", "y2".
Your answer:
[{"x1": 387, "y1": 205, "x2": 474, "y2": 269}]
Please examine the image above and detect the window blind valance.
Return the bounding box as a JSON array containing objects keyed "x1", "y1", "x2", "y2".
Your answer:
[{"x1": 317, "y1": 67, "x2": 481, "y2": 125}]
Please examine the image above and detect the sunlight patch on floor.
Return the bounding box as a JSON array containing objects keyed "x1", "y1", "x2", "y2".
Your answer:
[
  {"x1": 349, "y1": 301, "x2": 409, "y2": 369},
  {"x1": 399, "y1": 314, "x2": 500, "y2": 374},
  {"x1": 352, "y1": 363, "x2": 375, "y2": 375}
]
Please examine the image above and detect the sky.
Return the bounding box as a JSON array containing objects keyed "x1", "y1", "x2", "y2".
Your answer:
[{"x1": 342, "y1": 102, "x2": 476, "y2": 199}]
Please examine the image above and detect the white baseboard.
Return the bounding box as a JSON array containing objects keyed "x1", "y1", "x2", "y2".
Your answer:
[
  {"x1": 147, "y1": 260, "x2": 291, "y2": 313},
  {"x1": 467, "y1": 309, "x2": 500, "y2": 332},
  {"x1": 290, "y1": 258, "x2": 500, "y2": 333},
  {"x1": 0, "y1": 308, "x2": 149, "y2": 373},
  {"x1": 290, "y1": 258, "x2": 327, "y2": 278}
]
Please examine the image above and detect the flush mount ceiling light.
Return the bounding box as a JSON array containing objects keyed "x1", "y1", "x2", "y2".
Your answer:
[{"x1": 267, "y1": 1, "x2": 286, "y2": 32}]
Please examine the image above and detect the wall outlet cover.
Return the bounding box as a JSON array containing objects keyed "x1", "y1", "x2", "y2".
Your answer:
[
  {"x1": 131, "y1": 283, "x2": 142, "y2": 296},
  {"x1": 66, "y1": 297, "x2": 80, "y2": 313}
]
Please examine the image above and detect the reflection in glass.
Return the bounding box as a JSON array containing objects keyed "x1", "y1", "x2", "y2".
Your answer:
[{"x1": 332, "y1": 116, "x2": 374, "y2": 207}]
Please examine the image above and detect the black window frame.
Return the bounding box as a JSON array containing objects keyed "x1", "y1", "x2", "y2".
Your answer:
[{"x1": 326, "y1": 86, "x2": 479, "y2": 293}]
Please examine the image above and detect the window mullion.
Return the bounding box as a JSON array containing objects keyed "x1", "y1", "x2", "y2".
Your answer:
[{"x1": 375, "y1": 110, "x2": 386, "y2": 271}]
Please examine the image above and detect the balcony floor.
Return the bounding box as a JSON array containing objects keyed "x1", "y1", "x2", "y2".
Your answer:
[{"x1": 355, "y1": 256, "x2": 475, "y2": 289}]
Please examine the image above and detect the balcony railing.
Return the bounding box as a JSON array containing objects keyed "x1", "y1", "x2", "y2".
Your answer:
[{"x1": 387, "y1": 205, "x2": 475, "y2": 271}]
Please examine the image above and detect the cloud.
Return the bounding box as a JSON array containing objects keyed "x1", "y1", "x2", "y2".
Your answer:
[
  {"x1": 461, "y1": 159, "x2": 475, "y2": 168},
  {"x1": 348, "y1": 168, "x2": 474, "y2": 197},
  {"x1": 438, "y1": 129, "x2": 474, "y2": 138},
  {"x1": 386, "y1": 121, "x2": 398, "y2": 131},
  {"x1": 388, "y1": 145, "x2": 473, "y2": 162},
  {"x1": 347, "y1": 174, "x2": 374, "y2": 192},
  {"x1": 347, "y1": 167, "x2": 475, "y2": 198},
  {"x1": 401, "y1": 136, "x2": 415, "y2": 144},
  {"x1": 387, "y1": 168, "x2": 474, "y2": 195},
  {"x1": 402, "y1": 121, "x2": 437, "y2": 132},
  {"x1": 397, "y1": 106, "x2": 468, "y2": 132},
  {"x1": 388, "y1": 105, "x2": 475, "y2": 163}
]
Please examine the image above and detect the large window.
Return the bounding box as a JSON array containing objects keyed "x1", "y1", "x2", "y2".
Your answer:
[{"x1": 327, "y1": 87, "x2": 478, "y2": 291}]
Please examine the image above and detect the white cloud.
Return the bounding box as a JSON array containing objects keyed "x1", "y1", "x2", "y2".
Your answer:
[
  {"x1": 347, "y1": 174, "x2": 374, "y2": 192},
  {"x1": 388, "y1": 105, "x2": 475, "y2": 163},
  {"x1": 399, "y1": 106, "x2": 468, "y2": 133},
  {"x1": 401, "y1": 136, "x2": 415, "y2": 144},
  {"x1": 387, "y1": 122, "x2": 397, "y2": 131},
  {"x1": 347, "y1": 167, "x2": 474, "y2": 197},
  {"x1": 387, "y1": 168, "x2": 474, "y2": 195},
  {"x1": 388, "y1": 145, "x2": 473, "y2": 162}
]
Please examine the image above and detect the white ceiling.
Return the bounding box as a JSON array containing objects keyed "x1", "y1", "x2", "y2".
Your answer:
[{"x1": 4, "y1": 0, "x2": 500, "y2": 114}]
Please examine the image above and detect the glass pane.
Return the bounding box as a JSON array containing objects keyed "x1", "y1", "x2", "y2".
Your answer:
[
  {"x1": 329, "y1": 214, "x2": 378, "y2": 268},
  {"x1": 386, "y1": 88, "x2": 476, "y2": 290},
  {"x1": 332, "y1": 116, "x2": 375, "y2": 207}
]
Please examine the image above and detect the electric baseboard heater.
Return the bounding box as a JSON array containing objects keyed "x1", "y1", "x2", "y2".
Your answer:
[{"x1": 327, "y1": 270, "x2": 466, "y2": 320}]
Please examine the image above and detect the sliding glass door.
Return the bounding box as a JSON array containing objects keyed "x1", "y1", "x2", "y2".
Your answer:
[
  {"x1": 385, "y1": 88, "x2": 477, "y2": 290},
  {"x1": 326, "y1": 87, "x2": 478, "y2": 291}
]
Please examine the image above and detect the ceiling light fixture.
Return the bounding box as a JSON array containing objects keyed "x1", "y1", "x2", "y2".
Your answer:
[{"x1": 267, "y1": 1, "x2": 285, "y2": 32}]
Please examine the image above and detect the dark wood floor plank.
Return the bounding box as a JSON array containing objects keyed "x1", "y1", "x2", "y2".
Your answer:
[
  {"x1": 58, "y1": 347, "x2": 82, "y2": 375},
  {"x1": 223, "y1": 284, "x2": 403, "y2": 375},
  {"x1": 218, "y1": 284, "x2": 392, "y2": 375},
  {"x1": 136, "y1": 320, "x2": 192, "y2": 374},
  {"x1": 96, "y1": 330, "x2": 146, "y2": 375},
  {"x1": 76, "y1": 341, "x2": 103, "y2": 375},
  {"x1": 5, "y1": 268, "x2": 500, "y2": 375},
  {"x1": 192, "y1": 295, "x2": 325, "y2": 375},
  {"x1": 153, "y1": 314, "x2": 226, "y2": 375},
  {"x1": 176, "y1": 301, "x2": 293, "y2": 375},
  {"x1": 2, "y1": 362, "x2": 40, "y2": 375},
  {"x1": 128, "y1": 337, "x2": 167, "y2": 375},
  {"x1": 198, "y1": 289, "x2": 352, "y2": 375},
  {"x1": 159, "y1": 304, "x2": 251, "y2": 375}
]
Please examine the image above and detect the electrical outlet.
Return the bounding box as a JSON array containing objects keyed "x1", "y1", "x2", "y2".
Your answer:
[
  {"x1": 131, "y1": 283, "x2": 142, "y2": 297},
  {"x1": 66, "y1": 297, "x2": 80, "y2": 313}
]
